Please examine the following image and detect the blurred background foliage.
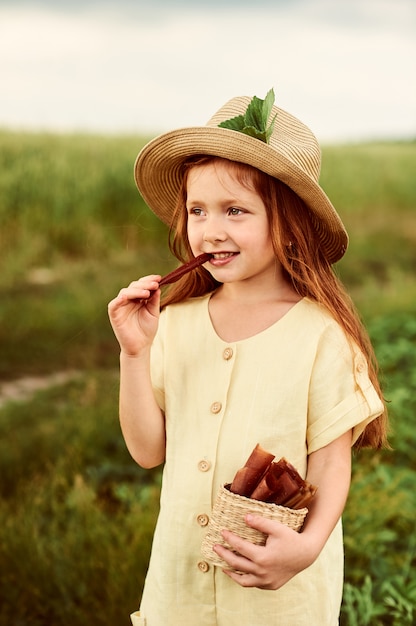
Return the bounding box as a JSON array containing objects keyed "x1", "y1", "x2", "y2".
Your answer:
[{"x1": 0, "y1": 130, "x2": 415, "y2": 625}]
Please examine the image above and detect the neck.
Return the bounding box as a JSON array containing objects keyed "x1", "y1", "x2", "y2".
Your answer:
[
  {"x1": 208, "y1": 278, "x2": 302, "y2": 343},
  {"x1": 215, "y1": 271, "x2": 298, "y2": 306}
]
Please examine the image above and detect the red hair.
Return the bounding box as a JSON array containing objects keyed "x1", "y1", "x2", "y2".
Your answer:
[{"x1": 161, "y1": 156, "x2": 388, "y2": 449}]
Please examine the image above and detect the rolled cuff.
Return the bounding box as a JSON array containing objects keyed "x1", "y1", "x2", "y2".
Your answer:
[
  {"x1": 307, "y1": 378, "x2": 384, "y2": 453},
  {"x1": 130, "y1": 611, "x2": 146, "y2": 625}
]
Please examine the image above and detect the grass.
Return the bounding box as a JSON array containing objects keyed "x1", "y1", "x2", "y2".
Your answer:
[
  {"x1": 0, "y1": 131, "x2": 415, "y2": 625},
  {"x1": 0, "y1": 372, "x2": 161, "y2": 626}
]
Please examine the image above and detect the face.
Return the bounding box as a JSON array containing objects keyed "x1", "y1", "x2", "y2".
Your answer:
[{"x1": 186, "y1": 160, "x2": 279, "y2": 289}]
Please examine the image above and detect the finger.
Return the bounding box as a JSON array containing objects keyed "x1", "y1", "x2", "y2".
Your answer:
[
  {"x1": 244, "y1": 514, "x2": 290, "y2": 538},
  {"x1": 217, "y1": 530, "x2": 261, "y2": 563},
  {"x1": 128, "y1": 275, "x2": 161, "y2": 289},
  {"x1": 117, "y1": 283, "x2": 159, "y2": 304},
  {"x1": 222, "y1": 569, "x2": 263, "y2": 588},
  {"x1": 213, "y1": 543, "x2": 255, "y2": 575},
  {"x1": 213, "y1": 545, "x2": 266, "y2": 588},
  {"x1": 143, "y1": 287, "x2": 161, "y2": 312},
  {"x1": 108, "y1": 296, "x2": 121, "y2": 313}
]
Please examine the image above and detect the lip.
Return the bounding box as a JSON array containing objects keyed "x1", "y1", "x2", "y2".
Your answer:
[{"x1": 208, "y1": 252, "x2": 239, "y2": 266}]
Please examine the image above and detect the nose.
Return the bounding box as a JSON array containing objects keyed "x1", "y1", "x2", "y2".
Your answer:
[{"x1": 203, "y1": 216, "x2": 227, "y2": 244}]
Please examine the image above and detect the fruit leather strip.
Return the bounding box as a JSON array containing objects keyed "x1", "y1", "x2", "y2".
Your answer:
[
  {"x1": 229, "y1": 444, "x2": 275, "y2": 498},
  {"x1": 159, "y1": 253, "x2": 212, "y2": 286},
  {"x1": 271, "y1": 459, "x2": 317, "y2": 508},
  {"x1": 279, "y1": 458, "x2": 306, "y2": 489},
  {"x1": 251, "y1": 464, "x2": 300, "y2": 504},
  {"x1": 284, "y1": 484, "x2": 317, "y2": 510}
]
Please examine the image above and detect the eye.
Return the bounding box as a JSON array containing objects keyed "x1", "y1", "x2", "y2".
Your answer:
[
  {"x1": 188, "y1": 207, "x2": 205, "y2": 216},
  {"x1": 228, "y1": 207, "x2": 244, "y2": 216}
]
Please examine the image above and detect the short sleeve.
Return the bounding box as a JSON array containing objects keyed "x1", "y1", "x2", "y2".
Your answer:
[
  {"x1": 307, "y1": 322, "x2": 384, "y2": 453},
  {"x1": 150, "y1": 309, "x2": 166, "y2": 413}
]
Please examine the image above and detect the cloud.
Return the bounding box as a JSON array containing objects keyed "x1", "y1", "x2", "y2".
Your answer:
[{"x1": 0, "y1": 0, "x2": 414, "y2": 141}]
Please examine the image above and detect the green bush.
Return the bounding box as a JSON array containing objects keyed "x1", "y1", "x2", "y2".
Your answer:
[{"x1": 340, "y1": 310, "x2": 416, "y2": 624}]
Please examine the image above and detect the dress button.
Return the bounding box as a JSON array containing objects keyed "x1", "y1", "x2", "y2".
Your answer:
[
  {"x1": 223, "y1": 347, "x2": 233, "y2": 360},
  {"x1": 196, "y1": 513, "x2": 209, "y2": 527},
  {"x1": 197, "y1": 459, "x2": 212, "y2": 472},
  {"x1": 210, "y1": 401, "x2": 222, "y2": 414},
  {"x1": 356, "y1": 360, "x2": 365, "y2": 373},
  {"x1": 197, "y1": 560, "x2": 210, "y2": 573}
]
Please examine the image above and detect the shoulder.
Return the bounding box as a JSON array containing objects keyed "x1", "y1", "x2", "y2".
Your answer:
[
  {"x1": 295, "y1": 298, "x2": 356, "y2": 357},
  {"x1": 299, "y1": 297, "x2": 335, "y2": 324},
  {"x1": 297, "y1": 297, "x2": 344, "y2": 333}
]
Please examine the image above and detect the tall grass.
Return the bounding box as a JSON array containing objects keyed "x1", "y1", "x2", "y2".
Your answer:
[
  {"x1": 0, "y1": 131, "x2": 415, "y2": 625},
  {"x1": 321, "y1": 142, "x2": 416, "y2": 317},
  {"x1": 0, "y1": 130, "x2": 168, "y2": 284}
]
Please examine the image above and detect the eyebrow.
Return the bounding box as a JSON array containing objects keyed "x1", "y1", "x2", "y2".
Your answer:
[{"x1": 186, "y1": 196, "x2": 245, "y2": 207}]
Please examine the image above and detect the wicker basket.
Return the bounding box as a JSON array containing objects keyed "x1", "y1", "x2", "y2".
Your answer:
[{"x1": 201, "y1": 484, "x2": 308, "y2": 571}]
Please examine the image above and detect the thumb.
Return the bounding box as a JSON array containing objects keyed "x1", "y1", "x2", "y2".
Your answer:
[
  {"x1": 245, "y1": 513, "x2": 289, "y2": 537},
  {"x1": 145, "y1": 288, "x2": 161, "y2": 313}
]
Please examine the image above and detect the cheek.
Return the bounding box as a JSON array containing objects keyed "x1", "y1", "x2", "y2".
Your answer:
[
  {"x1": 186, "y1": 222, "x2": 200, "y2": 252},
  {"x1": 186, "y1": 219, "x2": 200, "y2": 241},
  {"x1": 258, "y1": 222, "x2": 274, "y2": 248},
  {"x1": 186, "y1": 222, "x2": 193, "y2": 243}
]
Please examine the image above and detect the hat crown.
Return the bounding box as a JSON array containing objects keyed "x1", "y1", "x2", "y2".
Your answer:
[{"x1": 207, "y1": 96, "x2": 321, "y2": 183}]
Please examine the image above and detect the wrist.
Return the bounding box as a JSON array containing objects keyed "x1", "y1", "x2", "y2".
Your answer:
[
  {"x1": 299, "y1": 526, "x2": 329, "y2": 565},
  {"x1": 120, "y1": 349, "x2": 151, "y2": 365}
]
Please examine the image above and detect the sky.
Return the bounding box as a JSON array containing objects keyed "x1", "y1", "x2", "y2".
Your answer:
[{"x1": 1, "y1": 0, "x2": 415, "y2": 143}]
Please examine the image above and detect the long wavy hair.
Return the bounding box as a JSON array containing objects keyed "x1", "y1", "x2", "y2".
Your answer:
[{"x1": 160, "y1": 156, "x2": 388, "y2": 449}]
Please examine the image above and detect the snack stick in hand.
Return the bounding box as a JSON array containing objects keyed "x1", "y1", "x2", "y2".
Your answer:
[
  {"x1": 159, "y1": 253, "x2": 212, "y2": 286},
  {"x1": 135, "y1": 253, "x2": 212, "y2": 303},
  {"x1": 229, "y1": 444, "x2": 275, "y2": 497}
]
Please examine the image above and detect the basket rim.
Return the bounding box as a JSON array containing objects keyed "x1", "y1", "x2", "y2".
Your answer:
[{"x1": 221, "y1": 483, "x2": 308, "y2": 516}]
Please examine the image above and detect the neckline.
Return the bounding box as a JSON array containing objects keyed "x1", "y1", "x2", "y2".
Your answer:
[{"x1": 205, "y1": 293, "x2": 306, "y2": 345}]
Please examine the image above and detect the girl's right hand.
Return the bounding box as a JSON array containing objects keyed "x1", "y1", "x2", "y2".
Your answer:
[{"x1": 108, "y1": 275, "x2": 161, "y2": 357}]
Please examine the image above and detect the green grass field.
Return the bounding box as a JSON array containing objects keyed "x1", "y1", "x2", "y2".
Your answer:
[{"x1": 0, "y1": 131, "x2": 415, "y2": 625}]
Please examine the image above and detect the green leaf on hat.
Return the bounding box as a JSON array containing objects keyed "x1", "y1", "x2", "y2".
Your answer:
[{"x1": 218, "y1": 88, "x2": 277, "y2": 144}]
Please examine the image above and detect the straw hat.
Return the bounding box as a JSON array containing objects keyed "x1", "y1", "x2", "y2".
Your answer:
[{"x1": 134, "y1": 93, "x2": 348, "y2": 263}]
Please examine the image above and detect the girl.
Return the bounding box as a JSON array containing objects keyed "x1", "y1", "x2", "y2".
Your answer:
[{"x1": 108, "y1": 91, "x2": 388, "y2": 626}]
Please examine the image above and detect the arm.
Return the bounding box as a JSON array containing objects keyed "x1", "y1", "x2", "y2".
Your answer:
[
  {"x1": 118, "y1": 349, "x2": 166, "y2": 468},
  {"x1": 108, "y1": 275, "x2": 166, "y2": 468},
  {"x1": 214, "y1": 429, "x2": 352, "y2": 589},
  {"x1": 300, "y1": 428, "x2": 352, "y2": 552}
]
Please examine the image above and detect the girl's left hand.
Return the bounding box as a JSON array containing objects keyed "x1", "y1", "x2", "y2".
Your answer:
[{"x1": 213, "y1": 514, "x2": 317, "y2": 590}]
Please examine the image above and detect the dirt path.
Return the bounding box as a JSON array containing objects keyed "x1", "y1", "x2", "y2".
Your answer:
[{"x1": 0, "y1": 370, "x2": 82, "y2": 410}]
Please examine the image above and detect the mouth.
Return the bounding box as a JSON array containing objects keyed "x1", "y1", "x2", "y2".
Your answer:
[
  {"x1": 208, "y1": 251, "x2": 239, "y2": 266},
  {"x1": 210, "y1": 252, "x2": 238, "y2": 260}
]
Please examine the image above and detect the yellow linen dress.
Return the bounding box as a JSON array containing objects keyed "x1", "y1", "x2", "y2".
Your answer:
[{"x1": 131, "y1": 295, "x2": 384, "y2": 626}]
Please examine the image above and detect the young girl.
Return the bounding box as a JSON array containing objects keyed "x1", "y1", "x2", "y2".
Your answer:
[{"x1": 108, "y1": 90, "x2": 388, "y2": 626}]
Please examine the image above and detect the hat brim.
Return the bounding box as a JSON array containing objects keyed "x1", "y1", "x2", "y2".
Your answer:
[{"x1": 134, "y1": 126, "x2": 348, "y2": 263}]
